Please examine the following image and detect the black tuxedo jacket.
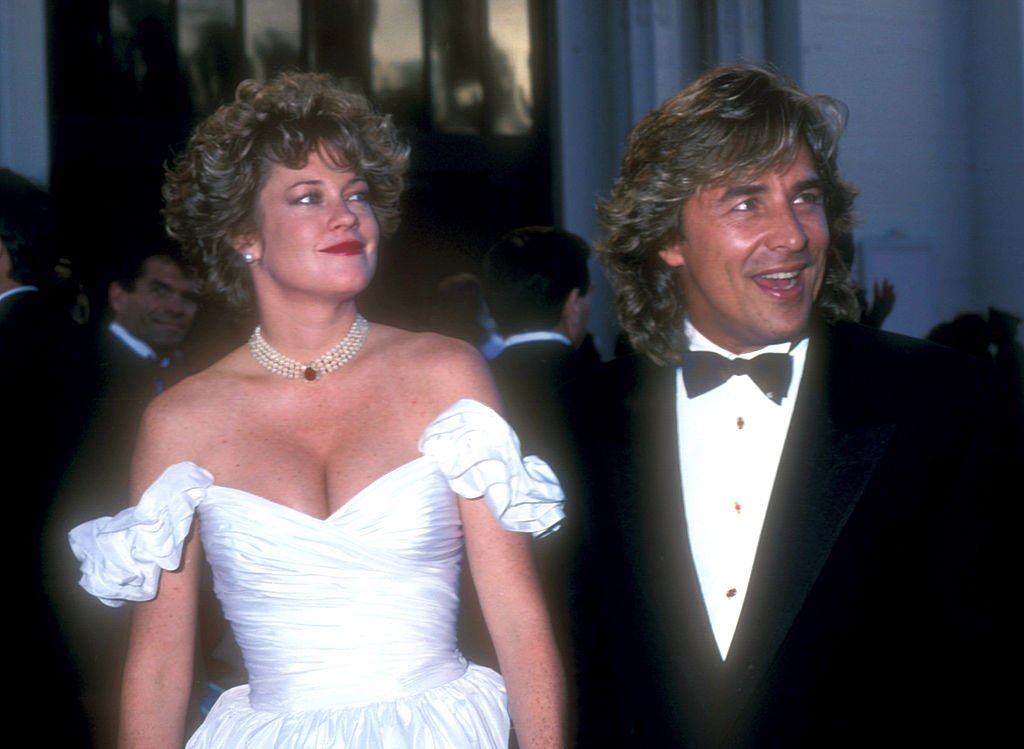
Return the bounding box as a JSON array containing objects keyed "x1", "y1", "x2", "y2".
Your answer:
[
  {"x1": 573, "y1": 321, "x2": 1005, "y2": 747},
  {"x1": 93, "y1": 327, "x2": 181, "y2": 401},
  {"x1": 52, "y1": 326, "x2": 190, "y2": 537},
  {"x1": 490, "y1": 339, "x2": 592, "y2": 479}
]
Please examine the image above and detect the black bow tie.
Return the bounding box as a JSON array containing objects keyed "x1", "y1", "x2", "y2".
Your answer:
[{"x1": 681, "y1": 350, "x2": 792, "y2": 405}]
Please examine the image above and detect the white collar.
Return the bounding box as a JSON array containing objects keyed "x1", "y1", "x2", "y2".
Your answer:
[
  {"x1": 684, "y1": 319, "x2": 799, "y2": 358},
  {"x1": 0, "y1": 285, "x2": 38, "y2": 304},
  {"x1": 108, "y1": 320, "x2": 160, "y2": 362},
  {"x1": 501, "y1": 330, "x2": 572, "y2": 348}
]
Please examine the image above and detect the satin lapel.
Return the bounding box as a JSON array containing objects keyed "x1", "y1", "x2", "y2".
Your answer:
[
  {"x1": 726, "y1": 324, "x2": 896, "y2": 699},
  {"x1": 621, "y1": 362, "x2": 725, "y2": 702}
]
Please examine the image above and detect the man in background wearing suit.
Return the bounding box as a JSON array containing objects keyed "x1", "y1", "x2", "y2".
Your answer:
[
  {"x1": 1, "y1": 167, "x2": 92, "y2": 745},
  {"x1": 46, "y1": 247, "x2": 198, "y2": 747},
  {"x1": 101, "y1": 249, "x2": 199, "y2": 402},
  {"x1": 478, "y1": 226, "x2": 595, "y2": 738},
  {"x1": 483, "y1": 225, "x2": 594, "y2": 478},
  {"x1": 57, "y1": 247, "x2": 200, "y2": 520},
  {"x1": 573, "y1": 64, "x2": 1004, "y2": 747}
]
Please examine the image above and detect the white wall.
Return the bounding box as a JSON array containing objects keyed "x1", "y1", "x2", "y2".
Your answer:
[
  {"x1": 0, "y1": 0, "x2": 50, "y2": 186},
  {"x1": 559, "y1": 0, "x2": 1023, "y2": 343},
  {"x1": 6, "y1": 1, "x2": 1021, "y2": 342},
  {"x1": 798, "y1": 0, "x2": 1022, "y2": 337},
  {"x1": 554, "y1": 0, "x2": 704, "y2": 357},
  {"x1": 970, "y1": 0, "x2": 1024, "y2": 324}
]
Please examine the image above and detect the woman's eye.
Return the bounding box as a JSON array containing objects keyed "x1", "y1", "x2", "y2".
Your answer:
[
  {"x1": 346, "y1": 190, "x2": 370, "y2": 204},
  {"x1": 294, "y1": 193, "x2": 320, "y2": 205},
  {"x1": 795, "y1": 190, "x2": 822, "y2": 205}
]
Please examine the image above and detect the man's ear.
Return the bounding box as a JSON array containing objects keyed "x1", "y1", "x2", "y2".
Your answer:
[
  {"x1": 561, "y1": 287, "x2": 590, "y2": 346},
  {"x1": 658, "y1": 242, "x2": 686, "y2": 268},
  {"x1": 564, "y1": 287, "x2": 586, "y2": 319}
]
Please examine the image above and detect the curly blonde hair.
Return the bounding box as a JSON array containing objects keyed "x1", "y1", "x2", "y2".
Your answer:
[
  {"x1": 598, "y1": 64, "x2": 860, "y2": 365},
  {"x1": 164, "y1": 72, "x2": 409, "y2": 307}
]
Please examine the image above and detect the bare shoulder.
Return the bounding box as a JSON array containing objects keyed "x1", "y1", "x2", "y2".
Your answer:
[
  {"x1": 365, "y1": 324, "x2": 500, "y2": 412},
  {"x1": 133, "y1": 349, "x2": 250, "y2": 481}
]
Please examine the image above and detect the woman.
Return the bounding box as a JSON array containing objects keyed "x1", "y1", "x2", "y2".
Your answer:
[{"x1": 69, "y1": 72, "x2": 565, "y2": 748}]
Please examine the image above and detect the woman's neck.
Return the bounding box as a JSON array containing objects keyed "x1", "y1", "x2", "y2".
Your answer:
[{"x1": 255, "y1": 298, "x2": 362, "y2": 361}]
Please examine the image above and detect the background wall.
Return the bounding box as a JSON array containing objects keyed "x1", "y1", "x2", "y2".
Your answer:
[
  {"x1": 0, "y1": 0, "x2": 49, "y2": 185},
  {"x1": 970, "y1": 0, "x2": 1024, "y2": 323},
  {"x1": 3, "y1": 0, "x2": 1021, "y2": 349},
  {"x1": 796, "y1": 0, "x2": 1022, "y2": 338},
  {"x1": 553, "y1": 0, "x2": 1023, "y2": 348}
]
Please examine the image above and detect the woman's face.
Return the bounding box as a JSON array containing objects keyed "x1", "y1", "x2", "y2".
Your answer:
[{"x1": 241, "y1": 150, "x2": 379, "y2": 305}]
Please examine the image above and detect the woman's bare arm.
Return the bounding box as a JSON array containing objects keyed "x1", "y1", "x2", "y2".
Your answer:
[
  {"x1": 435, "y1": 341, "x2": 565, "y2": 748},
  {"x1": 117, "y1": 398, "x2": 204, "y2": 749},
  {"x1": 462, "y1": 500, "x2": 566, "y2": 748}
]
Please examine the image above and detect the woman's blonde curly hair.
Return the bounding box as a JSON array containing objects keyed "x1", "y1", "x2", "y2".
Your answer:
[{"x1": 163, "y1": 71, "x2": 409, "y2": 308}]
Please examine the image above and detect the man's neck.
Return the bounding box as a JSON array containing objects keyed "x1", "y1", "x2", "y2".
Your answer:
[{"x1": 684, "y1": 320, "x2": 794, "y2": 358}]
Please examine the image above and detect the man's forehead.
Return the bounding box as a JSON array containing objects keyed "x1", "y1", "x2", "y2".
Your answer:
[{"x1": 697, "y1": 148, "x2": 821, "y2": 196}]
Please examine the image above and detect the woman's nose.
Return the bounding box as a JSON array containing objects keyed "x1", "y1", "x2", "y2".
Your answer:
[{"x1": 330, "y1": 200, "x2": 359, "y2": 230}]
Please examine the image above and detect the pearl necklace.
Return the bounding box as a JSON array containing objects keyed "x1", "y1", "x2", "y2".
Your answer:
[{"x1": 248, "y1": 314, "x2": 369, "y2": 382}]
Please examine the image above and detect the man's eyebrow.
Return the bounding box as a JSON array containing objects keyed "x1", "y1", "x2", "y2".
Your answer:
[
  {"x1": 717, "y1": 176, "x2": 824, "y2": 202},
  {"x1": 718, "y1": 183, "x2": 767, "y2": 201},
  {"x1": 794, "y1": 177, "x2": 825, "y2": 192}
]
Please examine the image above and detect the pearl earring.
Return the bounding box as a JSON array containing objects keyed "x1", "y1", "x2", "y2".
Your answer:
[{"x1": 243, "y1": 251, "x2": 256, "y2": 264}]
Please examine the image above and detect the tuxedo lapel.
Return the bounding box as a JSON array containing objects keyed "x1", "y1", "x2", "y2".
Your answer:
[
  {"x1": 726, "y1": 324, "x2": 896, "y2": 702},
  {"x1": 617, "y1": 361, "x2": 727, "y2": 722}
]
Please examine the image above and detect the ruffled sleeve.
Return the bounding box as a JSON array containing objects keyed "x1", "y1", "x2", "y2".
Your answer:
[
  {"x1": 419, "y1": 400, "x2": 565, "y2": 538},
  {"x1": 67, "y1": 462, "x2": 213, "y2": 608}
]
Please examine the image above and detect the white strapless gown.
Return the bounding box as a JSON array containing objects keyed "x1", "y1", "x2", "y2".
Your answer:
[{"x1": 69, "y1": 400, "x2": 564, "y2": 748}]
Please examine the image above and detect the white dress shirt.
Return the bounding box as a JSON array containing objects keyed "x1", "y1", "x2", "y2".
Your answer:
[{"x1": 675, "y1": 320, "x2": 809, "y2": 659}]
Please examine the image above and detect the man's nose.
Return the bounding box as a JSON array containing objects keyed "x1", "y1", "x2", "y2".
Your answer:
[{"x1": 767, "y1": 204, "x2": 809, "y2": 250}]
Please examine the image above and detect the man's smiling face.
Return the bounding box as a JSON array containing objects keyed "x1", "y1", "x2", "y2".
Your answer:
[{"x1": 659, "y1": 145, "x2": 829, "y2": 354}]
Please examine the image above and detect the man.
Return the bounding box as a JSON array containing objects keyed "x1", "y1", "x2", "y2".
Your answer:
[
  {"x1": 46, "y1": 248, "x2": 198, "y2": 747},
  {"x1": 0, "y1": 167, "x2": 71, "y2": 533},
  {"x1": 65, "y1": 248, "x2": 199, "y2": 509},
  {"x1": 1, "y1": 168, "x2": 92, "y2": 744},
  {"x1": 573, "y1": 64, "x2": 1004, "y2": 747},
  {"x1": 0, "y1": 168, "x2": 67, "y2": 395},
  {"x1": 479, "y1": 227, "x2": 595, "y2": 734},
  {"x1": 483, "y1": 225, "x2": 594, "y2": 476},
  {"x1": 52, "y1": 248, "x2": 198, "y2": 530},
  {"x1": 101, "y1": 250, "x2": 199, "y2": 400}
]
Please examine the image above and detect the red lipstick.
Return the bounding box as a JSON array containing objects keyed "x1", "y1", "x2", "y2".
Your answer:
[{"x1": 320, "y1": 240, "x2": 363, "y2": 255}]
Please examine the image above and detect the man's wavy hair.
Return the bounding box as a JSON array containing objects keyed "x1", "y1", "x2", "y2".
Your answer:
[
  {"x1": 164, "y1": 71, "x2": 409, "y2": 308},
  {"x1": 597, "y1": 64, "x2": 860, "y2": 365}
]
